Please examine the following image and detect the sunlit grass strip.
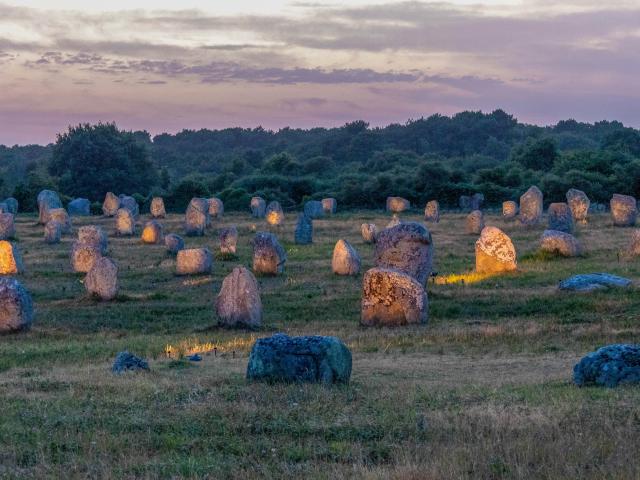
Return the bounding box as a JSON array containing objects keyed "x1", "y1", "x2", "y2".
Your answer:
[
  {"x1": 434, "y1": 271, "x2": 496, "y2": 285},
  {"x1": 164, "y1": 335, "x2": 258, "y2": 358}
]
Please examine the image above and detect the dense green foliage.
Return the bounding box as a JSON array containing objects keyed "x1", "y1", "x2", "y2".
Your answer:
[{"x1": 3, "y1": 110, "x2": 640, "y2": 211}]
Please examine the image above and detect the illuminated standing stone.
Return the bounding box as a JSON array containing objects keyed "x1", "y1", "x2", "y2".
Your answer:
[
  {"x1": 150, "y1": 197, "x2": 166, "y2": 218},
  {"x1": 215, "y1": 266, "x2": 262, "y2": 328},
  {"x1": 250, "y1": 197, "x2": 266, "y2": 218},
  {"x1": 44, "y1": 221, "x2": 62, "y2": 244},
  {"x1": 141, "y1": 220, "x2": 163, "y2": 244},
  {"x1": 71, "y1": 242, "x2": 102, "y2": 273},
  {"x1": 208, "y1": 197, "x2": 224, "y2": 219},
  {"x1": 0, "y1": 213, "x2": 15, "y2": 240},
  {"x1": 78, "y1": 225, "x2": 108, "y2": 255},
  {"x1": 252, "y1": 232, "x2": 286, "y2": 275},
  {"x1": 0, "y1": 241, "x2": 24, "y2": 275},
  {"x1": 361, "y1": 223, "x2": 377, "y2": 244},
  {"x1": 374, "y1": 222, "x2": 433, "y2": 285},
  {"x1": 503, "y1": 201, "x2": 518, "y2": 219},
  {"x1": 0, "y1": 278, "x2": 33, "y2": 333},
  {"x1": 176, "y1": 248, "x2": 213, "y2": 275},
  {"x1": 547, "y1": 202, "x2": 574, "y2": 234},
  {"x1": 115, "y1": 208, "x2": 135, "y2": 236},
  {"x1": 332, "y1": 239, "x2": 360, "y2": 276},
  {"x1": 219, "y1": 226, "x2": 238, "y2": 254},
  {"x1": 85, "y1": 257, "x2": 119, "y2": 300},
  {"x1": 465, "y1": 210, "x2": 484, "y2": 235},
  {"x1": 102, "y1": 192, "x2": 120, "y2": 217},
  {"x1": 519, "y1": 186, "x2": 543, "y2": 225},
  {"x1": 475, "y1": 226, "x2": 517, "y2": 274},
  {"x1": 424, "y1": 200, "x2": 439, "y2": 222},
  {"x1": 610, "y1": 194, "x2": 637, "y2": 227},
  {"x1": 47, "y1": 208, "x2": 71, "y2": 234},
  {"x1": 37, "y1": 190, "x2": 62, "y2": 224},
  {"x1": 566, "y1": 189, "x2": 590, "y2": 224},
  {"x1": 540, "y1": 230, "x2": 582, "y2": 257},
  {"x1": 322, "y1": 198, "x2": 337, "y2": 214},
  {"x1": 386, "y1": 196, "x2": 409, "y2": 213},
  {"x1": 265, "y1": 201, "x2": 284, "y2": 226}
]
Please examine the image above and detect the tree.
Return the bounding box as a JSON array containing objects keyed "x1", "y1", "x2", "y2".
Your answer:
[
  {"x1": 511, "y1": 138, "x2": 559, "y2": 171},
  {"x1": 48, "y1": 123, "x2": 158, "y2": 200}
]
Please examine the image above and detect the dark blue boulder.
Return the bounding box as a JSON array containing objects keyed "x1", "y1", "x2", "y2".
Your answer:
[
  {"x1": 247, "y1": 333, "x2": 351, "y2": 384},
  {"x1": 112, "y1": 351, "x2": 149, "y2": 374},
  {"x1": 574, "y1": 344, "x2": 640, "y2": 387},
  {"x1": 559, "y1": 273, "x2": 632, "y2": 292}
]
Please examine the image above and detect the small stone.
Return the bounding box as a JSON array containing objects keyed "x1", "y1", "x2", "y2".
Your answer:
[
  {"x1": 85, "y1": 256, "x2": 118, "y2": 300},
  {"x1": 303, "y1": 201, "x2": 324, "y2": 219},
  {"x1": 215, "y1": 266, "x2": 262, "y2": 328},
  {"x1": 322, "y1": 198, "x2": 337, "y2": 214},
  {"x1": 386, "y1": 196, "x2": 409, "y2": 213},
  {"x1": 250, "y1": 197, "x2": 266, "y2": 218},
  {"x1": 361, "y1": 223, "x2": 378, "y2": 244},
  {"x1": 68, "y1": 198, "x2": 90, "y2": 216},
  {"x1": 252, "y1": 232, "x2": 286, "y2": 275},
  {"x1": 0, "y1": 277, "x2": 33, "y2": 333},
  {"x1": 424, "y1": 200, "x2": 439, "y2": 222},
  {"x1": 503, "y1": 201, "x2": 518, "y2": 219},
  {"x1": 219, "y1": 226, "x2": 238, "y2": 254},
  {"x1": 547, "y1": 202, "x2": 574, "y2": 233},
  {"x1": 559, "y1": 273, "x2": 632, "y2": 292},
  {"x1": 164, "y1": 234, "x2": 185, "y2": 255},
  {"x1": 37, "y1": 190, "x2": 62, "y2": 224},
  {"x1": 246, "y1": 333, "x2": 352, "y2": 384},
  {"x1": 150, "y1": 197, "x2": 166, "y2": 218},
  {"x1": 71, "y1": 242, "x2": 102, "y2": 273},
  {"x1": 0, "y1": 241, "x2": 23, "y2": 275},
  {"x1": 540, "y1": 230, "x2": 582, "y2": 257},
  {"x1": 294, "y1": 214, "x2": 313, "y2": 245},
  {"x1": 519, "y1": 186, "x2": 543, "y2": 225},
  {"x1": 465, "y1": 210, "x2": 484, "y2": 235},
  {"x1": 374, "y1": 222, "x2": 433, "y2": 284},
  {"x1": 566, "y1": 189, "x2": 590, "y2": 224},
  {"x1": 610, "y1": 194, "x2": 637, "y2": 227},
  {"x1": 102, "y1": 192, "x2": 120, "y2": 217},
  {"x1": 266, "y1": 201, "x2": 285, "y2": 226},
  {"x1": 44, "y1": 221, "x2": 62, "y2": 244},
  {"x1": 332, "y1": 239, "x2": 361, "y2": 276},
  {"x1": 78, "y1": 226, "x2": 108, "y2": 255},
  {"x1": 115, "y1": 208, "x2": 135, "y2": 236},
  {"x1": 0, "y1": 213, "x2": 15, "y2": 240},
  {"x1": 112, "y1": 351, "x2": 149, "y2": 374},
  {"x1": 475, "y1": 226, "x2": 517, "y2": 274},
  {"x1": 47, "y1": 208, "x2": 71, "y2": 234},
  {"x1": 208, "y1": 197, "x2": 224, "y2": 219},
  {"x1": 176, "y1": 248, "x2": 213, "y2": 275},
  {"x1": 141, "y1": 220, "x2": 163, "y2": 244},
  {"x1": 574, "y1": 344, "x2": 640, "y2": 387}
]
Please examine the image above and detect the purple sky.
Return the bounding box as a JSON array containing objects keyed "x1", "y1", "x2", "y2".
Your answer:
[{"x1": 1, "y1": 1, "x2": 639, "y2": 145}]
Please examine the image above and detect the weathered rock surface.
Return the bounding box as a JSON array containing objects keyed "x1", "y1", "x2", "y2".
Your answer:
[
  {"x1": 3, "y1": 198, "x2": 18, "y2": 215},
  {"x1": 566, "y1": 189, "x2": 590, "y2": 225},
  {"x1": 502, "y1": 201, "x2": 518, "y2": 219},
  {"x1": 361, "y1": 267, "x2": 428, "y2": 326},
  {"x1": 386, "y1": 196, "x2": 410, "y2": 213},
  {"x1": 184, "y1": 198, "x2": 208, "y2": 236},
  {"x1": 252, "y1": 232, "x2": 286, "y2": 275},
  {"x1": 519, "y1": 186, "x2": 543, "y2": 225},
  {"x1": 150, "y1": 197, "x2": 166, "y2": 218},
  {"x1": 465, "y1": 210, "x2": 484, "y2": 235},
  {"x1": 141, "y1": 220, "x2": 163, "y2": 244},
  {"x1": 374, "y1": 222, "x2": 433, "y2": 284},
  {"x1": 119, "y1": 195, "x2": 139, "y2": 218},
  {"x1": 115, "y1": 208, "x2": 135, "y2": 236},
  {"x1": 361, "y1": 223, "x2": 378, "y2": 244},
  {"x1": 332, "y1": 239, "x2": 361, "y2": 276},
  {"x1": 78, "y1": 226, "x2": 108, "y2": 255},
  {"x1": 303, "y1": 200, "x2": 324, "y2": 219},
  {"x1": 386, "y1": 214, "x2": 402, "y2": 229},
  {"x1": 610, "y1": 194, "x2": 637, "y2": 227},
  {"x1": 548, "y1": 202, "x2": 574, "y2": 233},
  {"x1": 0, "y1": 278, "x2": 33, "y2": 333},
  {"x1": 0, "y1": 213, "x2": 15, "y2": 240},
  {"x1": 559, "y1": 273, "x2": 632, "y2": 292},
  {"x1": 266, "y1": 201, "x2": 285, "y2": 226},
  {"x1": 626, "y1": 229, "x2": 640, "y2": 257},
  {"x1": 112, "y1": 351, "x2": 149, "y2": 374},
  {"x1": 0, "y1": 241, "x2": 23, "y2": 275},
  {"x1": 85, "y1": 257, "x2": 118, "y2": 300},
  {"x1": 164, "y1": 234, "x2": 185, "y2": 255},
  {"x1": 540, "y1": 230, "x2": 582, "y2": 257},
  {"x1": 246, "y1": 333, "x2": 352, "y2": 384},
  {"x1": 208, "y1": 197, "x2": 224, "y2": 218},
  {"x1": 294, "y1": 214, "x2": 313, "y2": 244},
  {"x1": 176, "y1": 248, "x2": 213, "y2": 275},
  {"x1": 574, "y1": 344, "x2": 640, "y2": 387},
  {"x1": 102, "y1": 192, "x2": 121, "y2": 217},
  {"x1": 471, "y1": 193, "x2": 485, "y2": 210},
  {"x1": 44, "y1": 221, "x2": 62, "y2": 244},
  {"x1": 68, "y1": 198, "x2": 90, "y2": 216},
  {"x1": 37, "y1": 190, "x2": 62, "y2": 224},
  {"x1": 250, "y1": 197, "x2": 266, "y2": 218},
  {"x1": 219, "y1": 226, "x2": 238, "y2": 254},
  {"x1": 215, "y1": 266, "x2": 262, "y2": 328},
  {"x1": 47, "y1": 208, "x2": 71, "y2": 234},
  {"x1": 424, "y1": 200, "x2": 439, "y2": 222},
  {"x1": 71, "y1": 242, "x2": 102, "y2": 273},
  {"x1": 475, "y1": 226, "x2": 517, "y2": 274},
  {"x1": 322, "y1": 198, "x2": 337, "y2": 214}
]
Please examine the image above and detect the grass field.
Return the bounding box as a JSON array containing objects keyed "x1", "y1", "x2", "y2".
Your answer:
[{"x1": 1, "y1": 209, "x2": 639, "y2": 479}]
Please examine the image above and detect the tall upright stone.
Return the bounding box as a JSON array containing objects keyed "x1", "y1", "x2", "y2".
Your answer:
[
  {"x1": 459, "y1": 195, "x2": 472, "y2": 211},
  {"x1": 150, "y1": 197, "x2": 166, "y2": 218},
  {"x1": 0, "y1": 213, "x2": 15, "y2": 240},
  {"x1": 374, "y1": 222, "x2": 433, "y2": 285},
  {"x1": 611, "y1": 194, "x2": 637, "y2": 227},
  {"x1": 3, "y1": 198, "x2": 18, "y2": 215},
  {"x1": 78, "y1": 226, "x2": 108, "y2": 255},
  {"x1": 44, "y1": 221, "x2": 62, "y2": 244},
  {"x1": 519, "y1": 186, "x2": 543, "y2": 226},
  {"x1": 0, "y1": 278, "x2": 33, "y2": 333},
  {"x1": 266, "y1": 201, "x2": 285, "y2": 226},
  {"x1": 332, "y1": 239, "x2": 360, "y2": 276},
  {"x1": 85, "y1": 257, "x2": 119, "y2": 300},
  {"x1": 215, "y1": 266, "x2": 262, "y2": 328},
  {"x1": 252, "y1": 232, "x2": 286, "y2": 275},
  {"x1": 626, "y1": 229, "x2": 640, "y2": 257},
  {"x1": 465, "y1": 210, "x2": 484, "y2": 235},
  {"x1": 119, "y1": 195, "x2": 139, "y2": 218},
  {"x1": 303, "y1": 200, "x2": 324, "y2": 219},
  {"x1": 0, "y1": 241, "x2": 23, "y2": 275},
  {"x1": 547, "y1": 202, "x2": 574, "y2": 233},
  {"x1": 361, "y1": 223, "x2": 377, "y2": 244},
  {"x1": 70, "y1": 242, "x2": 102, "y2": 273},
  {"x1": 47, "y1": 208, "x2": 71, "y2": 234},
  {"x1": 386, "y1": 197, "x2": 409, "y2": 213},
  {"x1": 208, "y1": 197, "x2": 224, "y2": 219},
  {"x1": 295, "y1": 214, "x2": 313, "y2": 245},
  {"x1": 502, "y1": 201, "x2": 518, "y2": 220},
  {"x1": 250, "y1": 197, "x2": 266, "y2": 218},
  {"x1": 475, "y1": 226, "x2": 517, "y2": 274},
  {"x1": 102, "y1": 192, "x2": 120, "y2": 217},
  {"x1": 566, "y1": 189, "x2": 590, "y2": 225},
  {"x1": 471, "y1": 193, "x2": 485, "y2": 210},
  {"x1": 115, "y1": 208, "x2": 135, "y2": 236},
  {"x1": 424, "y1": 200, "x2": 440, "y2": 223},
  {"x1": 184, "y1": 199, "x2": 208, "y2": 236},
  {"x1": 322, "y1": 198, "x2": 337, "y2": 214},
  {"x1": 141, "y1": 220, "x2": 163, "y2": 244},
  {"x1": 219, "y1": 226, "x2": 238, "y2": 254},
  {"x1": 37, "y1": 190, "x2": 62, "y2": 224}
]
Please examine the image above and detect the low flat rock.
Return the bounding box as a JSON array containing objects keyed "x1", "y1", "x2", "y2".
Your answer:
[
  {"x1": 112, "y1": 351, "x2": 149, "y2": 374},
  {"x1": 559, "y1": 273, "x2": 632, "y2": 292},
  {"x1": 246, "y1": 333, "x2": 352, "y2": 384},
  {"x1": 574, "y1": 344, "x2": 640, "y2": 387}
]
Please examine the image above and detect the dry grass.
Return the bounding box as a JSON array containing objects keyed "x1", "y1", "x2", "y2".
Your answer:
[{"x1": 0, "y1": 209, "x2": 639, "y2": 479}]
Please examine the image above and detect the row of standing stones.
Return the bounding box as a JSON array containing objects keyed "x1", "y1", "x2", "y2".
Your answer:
[{"x1": 2, "y1": 188, "x2": 639, "y2": 386}]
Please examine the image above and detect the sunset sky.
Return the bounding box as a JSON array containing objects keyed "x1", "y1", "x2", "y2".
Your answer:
[{"x1": 1, "y1": 0, "x2": 639, "y2": 145}]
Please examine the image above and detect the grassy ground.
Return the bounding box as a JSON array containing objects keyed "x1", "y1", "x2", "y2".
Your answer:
[{"x1": 0, "y1": 210, "x2": 639, "y2": 479}]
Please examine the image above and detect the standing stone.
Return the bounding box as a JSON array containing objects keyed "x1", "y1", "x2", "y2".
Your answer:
[
  {"x1": 424, "y1": 200, "x2": 439, "y2": 222},
  {"x1": 70, "y1": 242, "x2": 102, "y2": 273},
  {"x1": 215, "y1": 266, "x2": 262, "y2": 328},
  {"x1": 164, "y1": 234, "x2": 185, "y2": 255},
  {"x1": 361, "y1": 267, "x2": 428, "y2": 326},
  {"x1": 150, "y1": 197, "x2": 166, "y2": 218},
  {"x1": 303, "y1": 200, "x2": 324, "y2": 219},
  {"x1": 208, "y1": 197, "x2": 224, "y2": 219},
  {"x1": 78, "y1": 226, "x2": 108, "y2": 255},
  {"x1": 176, "y1": 248, "x2": 213, "y2": 275},
  {"x1": 250, "y1": 197, "x2": 266, "y2": 218},
  {"x1": 361, "y1": 224, "x2": 378, "y2": 244},
  {"x1": 374, "y1": 222, "x2": 433, "y2": 285},
  {"x1": 475, "y1": 226, "x2": 517, "y2": 274},
  {"x1": 610, "y1": 194, "x2": 637, "y2": 227},
  {"x1": 294, "y1": 214, "x2": 313, "y2": 245},
  {"x1": 540, "y1": 230, "x2": 582, "y2": 257},
  {"x1": 119, "y1": 195, "x2": 139, "y2": 218},
  {"x1": 47, "y1": 208, "x2": 71, "y2": 234},
  {"x1": 252, "y1": 232, "x2": 286, "y2": 275},
  {"x1": 465, "y1": 210, "x2": 484, "y2": 235},
  {"x1": 502, "y1": 201, "x2": 518, "y2": 219},
  {"x1": 184, "y1": 199, "x2": 208, "y2": 236},
  {"x1": 459, "y1": 195, "x2": 472, "y2": 211},
  {"x1": 566, "y1": 189, "x2": 590, "y2": 225},
  {"x1": 3, "y1": 198, "x2": 18, "y2": 215},
  {"x1": 386, "y1": 197, "x2": 409, "y2": 213},
  {"x1": 85, "y1": 257, "x2": 118, "y2": 300},
  {"x1": 332, "y1": 239, "x2": 360, "y2": 276},
  {"x1": 548, "y1": 202, "x2": 574, "y2": 233},
  {"x1": 219, "y1": 226, "x2": 238, "y2": 254},
  {"x1": 0, "y1": 213, "x2": 15, "y2": 240},
  {"x1": 246, "y1": 333, "x2": 352, "y2": 384},
  {"x1": 141, "y1": 220, "x2": 163, "y2": 244},
  {"x1": 44, "y1": 221, "x2": 62, "y2": 244},
  {"x1": 471, "y1": 193, "x2": 485, "y2": 210},
  {"x1": 519, "y1": 186, "x2": 543, "y2": 225},
  {"x1": 266, "y1": 201, "x2": 285, "y2": 226},
  {"x1": 0, "y1": 278, "x2": 33, "y2": 333},
  {"x1": 626, "y1": 229, "x2": 640, "y2": 257},
  {"x1": 115, "y1": 208, "x2": 135, "y2": 236},
  {"x1": 0, "y1": 241, "x2": 23, "y2": 275},
  {"x1": 102, "y1": 192, "x2": 121, "y2": 217},
  {"x1": 68, "y1": 198, "x2": 90, "y2": 216},
  {"x1": 322, "y1": 198, "x2": 337, "y2": 214},
  {"x1": 37, "y1": 190, "x2": 62, "y2": 224}
]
